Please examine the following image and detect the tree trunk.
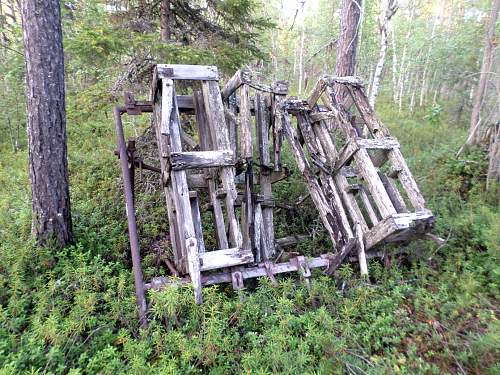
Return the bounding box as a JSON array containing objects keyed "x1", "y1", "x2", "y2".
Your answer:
[
  {"x1": 369, "y1": 0, "x2": 397, "y2": 109},
  {"x1": 334, "y1": 0, "x2": 363, "y2": 102},
  {"x1": 160, "y1": 0, "x2": 171, "y2": 41},
  {"x1": 468, "y1": 0, "x2": 500, "y2": 145},
  {"x1": 21, "y1": 0, "x2": 73, "y2": 246}
]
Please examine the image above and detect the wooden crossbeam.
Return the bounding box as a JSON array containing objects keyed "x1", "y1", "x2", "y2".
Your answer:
[{"x1": 170, "y1": 150, "x2": 234, "y2": 170}]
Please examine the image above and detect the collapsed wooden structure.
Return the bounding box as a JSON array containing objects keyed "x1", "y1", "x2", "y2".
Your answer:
[{"x1": 113, "y1": 64, "x2": 434, "y2": 326}]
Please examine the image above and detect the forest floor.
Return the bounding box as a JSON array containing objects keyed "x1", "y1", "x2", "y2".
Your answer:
[{"x1": 0, "y1": 100, "x2": 498, "y2": 374}]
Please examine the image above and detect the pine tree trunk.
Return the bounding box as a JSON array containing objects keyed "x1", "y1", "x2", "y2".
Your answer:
[
  {"x1": 334, "y1": 0, "x2": 363, "y2": 102},
  {"x1": 469, "y1": 0, "x2": 500, "y2": 145},
  {"x1": 160, "y1": 0, "x2": 171, "y2": 41},
  {"x1": 21, "y1": 0, "x2": 73, "y2": 247}
]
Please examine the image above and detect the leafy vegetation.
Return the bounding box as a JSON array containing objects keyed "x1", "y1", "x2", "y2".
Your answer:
[{"x1": 0, "y1": 0, "x2": 498, "y2": 373}]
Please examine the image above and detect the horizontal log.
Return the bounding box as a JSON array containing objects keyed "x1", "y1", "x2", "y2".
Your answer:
[
  {"x1": 199, "y1": 248, "x2": 254, "y2": 271},
  {"x1": 170, "y1": 150, "x2": 234, "y2": 170},
  {"x1": 157, "y1": 64, "x2": 219, "y2": 80},
  {"x1": 275, "y1": 234, "x2": 310, "y2": 248},
  {"x1": 356, "y1": 137, "x2": 399, "y2": 149}
]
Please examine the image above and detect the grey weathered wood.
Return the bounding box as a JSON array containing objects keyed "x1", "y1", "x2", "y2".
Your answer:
[
  {"x1": 170, "y1": 150, "x2": 234, "y2": 170},
  {"x1": 307, "y1": 77, "x2": 327, "y2": 108},
  {"x1": 255, "y1": 93, "x2": 275, "y2": 260},
  {"x1": 202, "y1": 80, "x2": 243, "y2": 249},
  {"x1": 239, "y1": 84, "x2": 253, "y2": 158},
  {"x1": 280, "y1": 108, "x2": 344, "y2": 248},
  {"x1": 193, "y1": 91, "x2": 229, "y2": 250},
  {"x1": 379, "y1": 172, "x2": 408, "y2": 213},
  {"x1": 157, "y1": 64, "x2": 219, "y2": 81},
  {"x1": 200, "y1": 247, "x2": 254, "y2": 271},
  {"x1": 254, "y1": 203, "x2": 263, "y2": 263},
  {"x1": 160, "y1": 79, "x2": 202, "y2": 303},
  {"x1": 355, "y1": 223, "x2": 368, "y2": 276},
  {"x1": 356, "y1": 137, "x2": 399, "y2": 149},
  {"x1": 190, "y1": 194, "x2": 205, "y2": 254},
  {"x1": 334, "y1": 139, "x2": 359, "y2": 171},
  {"x1": 310, "y1": 111, "x2": 336, "y2": 123},
  {"x1": 388, "y1": 148, "x2": 428, "y2": 211},
  {"x1": 358, "y1": 186, "x2": 380, "y2": 226},
  {"x1": 221, "y1": 68, "x2": 249, "y2": 99},
  {"x1": 153, "y1": 82, "x2": 184, "y2": 272}
]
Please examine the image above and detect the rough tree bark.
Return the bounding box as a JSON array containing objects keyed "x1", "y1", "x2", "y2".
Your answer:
[
  {"x1": 369, "y1": 0, "x2": 398, "y2": 108},
  {"x1": 334, "y1": 0, "x2": 363, "y2": 102},
  {"x1": 160, "y1": 0, "x2": 171, "y2": 41},
  {"x1": 21, "y1": 0, "x2": 73, "y2": 246},
  {"x1": 468, "y1": 0, "x2": 500, "y2": 145}
]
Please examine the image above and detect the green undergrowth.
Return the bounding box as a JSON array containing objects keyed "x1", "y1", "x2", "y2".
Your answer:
[{"x1": 0, "y1": 102, "x2": 499, "y2": 373}]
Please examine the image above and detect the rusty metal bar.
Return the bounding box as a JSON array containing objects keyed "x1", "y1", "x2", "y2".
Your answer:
[{"x1": 113, "y1": 106, "x2": 148, "y2": 328}]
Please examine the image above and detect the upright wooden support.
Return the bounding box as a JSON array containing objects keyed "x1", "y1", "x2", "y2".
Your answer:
[
  {"x1": 202, "y1": 80, "x2": 243, "y2": 249},
  {"x1": 159, "y1": 79, "x2": 202, "y2": 304},
  {"x1": 255, "y1": 93, "x2": 275, "y2": 260}
]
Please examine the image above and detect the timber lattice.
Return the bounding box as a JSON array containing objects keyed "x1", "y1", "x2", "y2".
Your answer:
[{"x1": 113, "y1": 64, "x2": 435, "y2": 326}]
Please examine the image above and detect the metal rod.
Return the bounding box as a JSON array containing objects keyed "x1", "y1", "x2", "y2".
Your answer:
[{"x1": 113, "y1": 106, "x2": 148, "y2": 328}]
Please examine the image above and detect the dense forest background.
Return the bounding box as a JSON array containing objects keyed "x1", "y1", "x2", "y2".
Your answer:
[{"x1": 0, "y1": 0, "x2": 499, "y2": 373}]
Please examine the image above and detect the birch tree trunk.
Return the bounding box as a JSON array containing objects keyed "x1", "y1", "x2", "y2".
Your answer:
[
  {"x1": 397, "y1": 1, "x2": 415, "y2": 112},
  {"x1": 21, "y1": 0, "x2": 73, "y2": 246},
  {"x1": 334, "y1": 0, "x2": 363, "y2": 102},
  {"x1": 419, "y1": 2, "x2": 444, "y2": 107},
  {"x1": 369, "y1": 0, "x2": 398, "y2": 108},
  {"x1": 468, "y1": 0, "x2": 500, "y2": 145}
]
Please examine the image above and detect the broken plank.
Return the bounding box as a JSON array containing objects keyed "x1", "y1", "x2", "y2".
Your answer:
[
  {"x1": 200, "y1": 248, "x2": 254, "y2": 271},
  {"x1": 157, "y1": 64, "x2": 219, "y2": 81}
]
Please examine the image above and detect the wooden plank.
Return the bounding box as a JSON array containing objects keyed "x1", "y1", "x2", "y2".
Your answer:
[
  {"x1": 193, "y1": 91, "x2": 229, "y2": 250},
  {"x1": 388, "y1": 148, "x2": 428, "y2": 211},
  {"x1": 170, "y1": 150, "x2": 234, "y2": 170},
  {"x1": 310, "y1": 111, "x2": 336, "y2": 123},
  {"x1": 334, "y1": 139, "x2": 359, "y2": 171},
  {"x1": 364, "y1": 213, "x2": 413, "y2": 250},
  {"x1": 353, "y1": 148, "x2": 397, "y2": 218},
  {"x1": 239, "y1": 84, "x2": 253, "y2": 158},
  {"x1": 190, "y1": 194, "x2": 205, "y2": 254},
  {"x1": 161, "y1": 79, "x2": 202, "y2": 303},
  {"x1": 307, "y1": 76, "x2": 327, "y2": 108},
  {"x1": 356, "y1": 137, "x2": 399, "y2": 149},
  {"x1": 254, "y1": 203, "x2": 263, "y2": 263},
  {"x1": 202, "y1": 80, "x2": 243, "y2": 248},
  {"x1": 157, "y1": 64, "x2": 219, "y2": 81},
  {"x1": 255, "y1": 93, "x2": 275, "y2": 260},
  {"x1": 355, "y1": 223, "x2": 368, "y2": 276},
  {"x1": 153, "y1": 88, "x2": 184, "y2": 272},
  {"x1": 280, "y1": 108, "x2": 343, "y2": 248},
  {"x1": 221, "y1": 68, "x2": 248, "y2": 99},
  {"x1": 346, "y1": 85, "x2": 390, "y2": 137},
  {"x1": 200, "y1": 248, "x2": 254, "y2": 271},
  {"x1": 379, "y1": 172, "x2": 408, "y2": 213},
  {"x1": 358, "y1": 186, "x2": 380, "y2": 226},
  {"x1": 177, "y1": 95, "x2": 195, "y2": 110}
]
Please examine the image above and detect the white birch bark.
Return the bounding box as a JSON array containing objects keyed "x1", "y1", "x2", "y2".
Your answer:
[{"x1": 369, "y1": 0, "x2": 398, "y2": 109}]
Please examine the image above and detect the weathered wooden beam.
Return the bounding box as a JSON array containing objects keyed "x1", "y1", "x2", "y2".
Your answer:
[
  {"x1": 255, "y1": 93, "x2": 274, "y2": 260},
  {"x1": 157, "y1": 64, "x2": 219, "y2": 81},
  {"x1": 334, "y1": 139, "x2": 359, "y2": 171},
  {"x1": 161, "y1": 79, "x2": 202, "y2": 303},
  {"x1": 356, "y1": 137, "x2": 399, "y2": 149},
  {"x1": 199, "y1": 248, "x2": 253, "y2": 271},
  {"x1": 194, "y1": 91, "x2": 229, "y2": 250},
  {"x1": 202, "y1": 80, "x2": 243, "y2": 248},
  {"x1": 310, "y1": 111, "x2": 336, "y2": 123},
  {"x1": 170, "y1": 150, "x2": 234, "y2": 170}
]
